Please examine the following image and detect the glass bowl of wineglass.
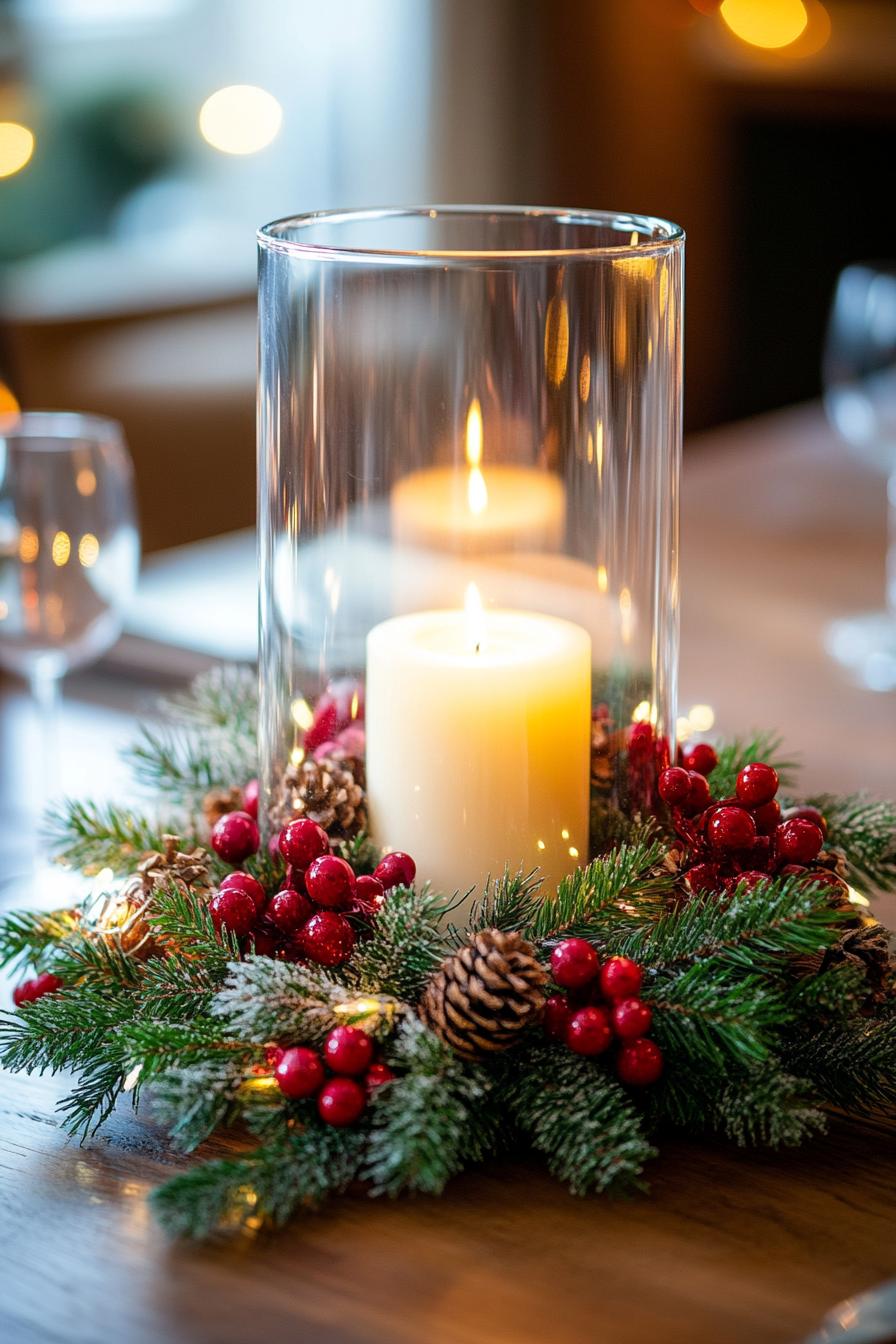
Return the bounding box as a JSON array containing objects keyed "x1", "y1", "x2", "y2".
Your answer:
[
  {"x1": 0, "y1": 412, "x2": 140, "y2": 847},
  {"x1": 823, "y1": 263, "x2": 896, "y2": 692}
]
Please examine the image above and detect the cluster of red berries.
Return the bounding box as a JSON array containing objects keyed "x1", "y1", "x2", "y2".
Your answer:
[
  {"x1": 544, "y1": 939, "x2": 663, "y2": 1087},
  {"x1": 271, "y1": 1024, "x2": 394, "y2": 1127},
  {"x1": 208, "y1": 810, "x2": 415, "y2": 969},
  {"x1": 12, "y1": 971, "x2": 63, "y2": 1007},
  {"x1": 658, "y1": 749, "x2": 834, "y2": 897}
]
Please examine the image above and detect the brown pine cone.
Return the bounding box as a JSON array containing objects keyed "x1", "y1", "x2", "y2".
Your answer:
[
  {"x1": 419, "y1": 929, "x2": 548, "y2": 1060},
  {"x1": 202, "y1": 787, "x2": 243, "y2": 826},
  {"x1": 86, "y1": 837, "x2": 212, "y2": 961},
  {"x1": 137, "y1": 834, "x2": 212, "y2": 896},
  {"x1": 276, "y1": 754, "x2": 367, "y2": 837}
]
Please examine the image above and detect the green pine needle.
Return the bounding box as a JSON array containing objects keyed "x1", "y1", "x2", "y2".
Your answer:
[
  {"x1": 807, "y1": 793, "x2": 896, "y2": 890},
  {"x1": 708, "y1": 733, "x2": 799, "y2": 799},
  {"x1": 43, "y1": 799, "x2": 163, "y2": 875}
]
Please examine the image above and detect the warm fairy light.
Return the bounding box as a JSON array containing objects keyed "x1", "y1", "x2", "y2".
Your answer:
[
  {"x1": 289, "y1": 746, "x2": 305, "y2": 768},
  {"x1": 198, "y1": 85, "x2": 282, "y2": 155},
  {"x1": 18, "y1": 526, "x2": 39, "y2": 563},
  {"x1": 291, "y1": 697, "x2": 314, "y2": 730},
  {"x1": 0, "y1": 121, "x2": 35, "y2": 178},
  {"x1": 719, "y1": 0, "x2": 808, "y2": 48},
  {"x1": 464, "y1": 582, "x2": 486, "y2": 656},
  {"x1": 123, "y1": 1063, "x2": 143, "y2": 1092},
  {"x1": 677, "y1": 716, "x2": 693, "y2": 743},
  {"x1": 847, "y1": 885, "x2": 871, "y2": 909},
  {"x1": 632, "y1": 700, "x2": 652, "y2": 724},
  {"x1": 568, "y1": 846, "x2": 579, "y2": 859},
  {"x1": 350, "y1": 690, "x2": 360, "y2": 721},
  {"x1": 78, "y1": 533, "x2": 100, "y2": 568},
  {"x1": 0, "y1": 379, "x2": 20, "y2": 421},
  {"x1": 578, "y1": 353, "x2": 591, "y2": 403},
  {"x1": 544, "y1": 295, "x2": 569, "y2": 387},
  {"x1": 561, "y1": 828, "x2": 570, "y2": 841},
  {"x1": 51, "y1": 530, "x2": 71, "y2": 566},
  {"x1": 688, "y1": 704, "x2": 716, "y2": 733},
  {"x1": 597, "y1": 564, "x2": 608, "y2": 594},
  {"x1": 537, "y1": 839, "x2": 546, "y2": 851},
  {"x1": 242, "y1": 1075, "x2": 279, "y2": 1093},
  {"x1": 586, "y1": 432, "x2": 594, "y2": 464},
  {"x1": 76, "y1": 467, "x2": 96, "y2": 496},
  {"x1": 333, "y1": 996, "x2": 397, "y2": 1030}
]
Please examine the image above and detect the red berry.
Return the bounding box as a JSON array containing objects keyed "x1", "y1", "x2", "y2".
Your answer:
[
  {"x1": 685, "y1": 862, "x2": 722, "y2": 895},
  {"x1": 683, "y1": 743, "x2": 718, "y2": 777},
  {"x1": 324, "y1": 1025, "x2": 374, "y2": 1076},
  {"x1": 776, "y1": 818, "x2": 824, "y2": 865},
  {"x1": 735, "y1": 762, "x2": 779, "y2": 806},
  {"x1": 658, "y1": 765, "x2": 691, "y2": 806},
  {"x1": 612, "y1": 997, "x2": 653, "y2": 1040},
  {"x1": 12, "y1": 972, "x2": 63, "y2": 1006},
  {"x1": 304, "y1": 679, "x2": 365, "y2": 753},
  {"x1": 365, "y1": 1062, "x2": 396, "y2": 1095},
  {"x1": 550, "y1": 938, "x2": 600, "y2": 990},
  {"x1": 211, "y1": 810, "x2": 260, "y2": 864},
  {"x1": 543, "y1": 993, "x2": 573, "y2": 1040},
  {"x1": 248, "y1": 928, "x2": 279, "y2": 957},
  {"x1": 299, "y1": 911, "x2": 355, "y2": 966},
  {"x1": 600, "y1": 956, "x2": 643, "y2": 1000},
  {"x1": 209, "y1": 887, "x2": 257, "y2": 938},
  {"x1": 243, "y1": 778, "x2": 260, "y2": 819},
  {"x1": 374, "y1": 851, "x2": 416, "y2": 890},
  {"x1": 628, "y1": 721, "x2": 654, "y2": 754},
  {"x1": 268, "y1": 887, "x2": 314, "y2": 933},
  {"x1": 707, "y1": 805, "x2": 757, "y2": 850},
  {"x1": 785, "y1": 805, "x2": 828, "y2": 840},
  {"x1": 279, "y1": 818, "x2": 330, "y2": 869},
  {"x1": 685, "y1": 771, "x2": 712, "y2": 814},
  {"x1": 306, "y1": 854, "x2": 356, "y2": 909},
  {"x1": 565, "y1": 1006, "x2": 613, "y2": 1056},
  {"x1": 354, "y1": 874, "x2": 386, "y2": 915},
  {"x1": 729, "y1": 870, "x2": 772, "y2": 894},
  {"x1": 317, "y1": 1076, "x2": 366, "y2": 1127},
  {"x1": 617, "y1": 1037, "x2": 664, "y2": 1086},
  {"x1": 275, "y1": 1046, "x2": 325, "y2": 1098},
  {"x1": 754, "y1": 799, "x2": 782, "y2": 836},
  {"x1": 219, "y1": 871, "x2": 267, "y2": 913}
]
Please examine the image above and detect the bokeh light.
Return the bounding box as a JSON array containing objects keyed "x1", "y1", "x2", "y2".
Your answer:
[
  {"x1": 0, "y1": 121, "x2": 35, "y2": 178},
  {"x1": 198, "y1": 85, "x2": 283, "y2": 156},
  {"x1": 719, "y1": 0, "x2": 808, "y2": 49}
]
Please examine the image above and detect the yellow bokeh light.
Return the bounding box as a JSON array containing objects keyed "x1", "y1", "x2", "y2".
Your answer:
[
  {"x1": 465, "y1": 398, "x2": 483, "y2": 468},
  {"x1": 596, "y1": 564, "x2": 608, "y2": 593},
  {"x1": 632, "y1": 699, "x2": 652, "y2": 724},
  {"x1": 198, "y1": 85, "x2": 283, "y2": 155},
  {"x1": 688, "y1": 703, "x2": 716, "y2": 733},
  {"x1": 578, "y1": 353, "x2": 591, "y2": 403},
  {"x1": 76, "y1": 467, "x2": 97, "y2": 497},
  {"x1": 0, "y1": 122, "x2": 35, "y2": 179},
  {"x1": 78, "y1": 533, "x2": 100, "y2": 567},
  {"x1": 544, "y1": 295, "x2": 569, "y2": 387},
  {"x1": 291, "y1": 697, "x2": 313, "y2": 730},
  {"x1": 0, "y1": 380, "x2": 20, "y2": 422},
  {"x1": 568, "y1": 847, "x2": 579, "y2": 859},
  {"x1": 51, "y1": 530, "x2": 71, "y2": 566},
  {"x1": 18, "y1": 526, "x2": 39, "y2": 563},
  {"x1": 720, "y1": 0, "x2": 808, "y2": 49}
]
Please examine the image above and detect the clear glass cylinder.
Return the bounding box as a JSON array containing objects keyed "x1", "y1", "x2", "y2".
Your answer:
[{"x1": 258, "y1": 207, "x2": 683, "y2": 905}]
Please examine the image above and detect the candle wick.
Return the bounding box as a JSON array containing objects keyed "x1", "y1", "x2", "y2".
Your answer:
[{"x1": 474, "y1": 640, "x2": 481, "y2": 655}]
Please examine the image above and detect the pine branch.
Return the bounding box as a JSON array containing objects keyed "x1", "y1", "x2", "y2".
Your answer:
[
  {"x1": 524, "y1": 840, "x2": 674, "y2": 946},
  {"x1": 648, "y1": 966, "x2": 784, "y2": 1070},
  {"x1": 650, "y1": 1060, "x2": 827, "y2": 1148},
  {"x1": 362, "y1": 1016, "x2": 498, "y2": 1196},
  {"x1": 786, "y1": 1012, "x2": 896, "y2": 1114},
  {"x1": 50, "y1": 925, "x2": 144, "y2": 991},
  {"x1": 43, "y1": 799, "x2": 164, "y2": 875},
  {"x1": 334, "y1": 832, "x2": 381, "y2": 876},
  {"x1": 807, "y1": 793, "x2": 896, "y2": 891},
  {"x1": 348, "y1": 885, "x2": 452, "y2": 1001},
  {"x1": 709, "y1": 733, "x2": 799, "y2": 800},
  {"x1": 504, "y1": 1042, "x2": 655, "y2": 1195},
  {"x1": 152, "y1": 1124, "x2": 365, "y2": 1238},
  {"x1": 0, "y1": 987, "x2": 134, "y2": 1075},
  {"x1": 459, "y1": 869, "x2": 544, "y2": 940},
  {"x1": 786, "y1": 960, "x2": 867, "y2": 1023},
  {"x1": 608, "y1": 876, "x2": 845, "y2": 973},
  {"x1": 0, "y1": 906, "x2": 79, "y2": 974},
  {"x1": 211, "y1": 956, "x2": 352, "y2": 1045},
  {"x1": 146, "y1": 884, "x2": 240, "y2": 979},
  {"x1": 162, "y1": 664, "x2": 258, "y2": 737}
]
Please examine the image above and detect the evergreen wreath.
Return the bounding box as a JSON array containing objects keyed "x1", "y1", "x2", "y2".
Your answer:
[{"x1": 1, "y1": 666, "x2": 894, "y2": 1240}]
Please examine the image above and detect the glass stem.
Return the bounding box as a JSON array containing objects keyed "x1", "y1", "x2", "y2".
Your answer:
[
  {"x1": 28, "y1": 663, "x2": 61, "y2": 794},
  {"x1": 888, "y1": 469, "x2": 896, "y2": 620}
]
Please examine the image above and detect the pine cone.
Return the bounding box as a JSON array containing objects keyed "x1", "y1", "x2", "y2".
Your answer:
[
  {"x1": 202, "y1": 786, "x2": 243, "y2": 826},
  {"x1": 137, "y1": 834, "x2": 212, "y2": 896},
  {"x1": 86, "y1": 837, "x2": 212, "y2": 961},
  {"x1": 276, "y1": 754, "x2": 367, "y2": 837},
  {"x1": 792, "y1": 922, "x2": 894, "y2": 1009},
  {"x1": 419, "y1": 929, "x2": 548, "y2": 1060}
]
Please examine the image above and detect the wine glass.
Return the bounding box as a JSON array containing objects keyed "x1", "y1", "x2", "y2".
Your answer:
[
  {"x1": 823, "y1": 263, "x2": 896, "y2": 692},
  {"x1": 0, "y1": 412, "x2": 140, "y2": 846}
]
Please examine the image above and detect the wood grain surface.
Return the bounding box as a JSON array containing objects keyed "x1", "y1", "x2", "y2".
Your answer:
[{"x1": 1, "y1": 402, "x2": 894, "y2": 1344}]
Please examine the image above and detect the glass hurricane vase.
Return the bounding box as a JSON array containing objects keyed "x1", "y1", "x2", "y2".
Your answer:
[{"x1": 257, "y1": 206, "x2": 684, "y2": 910}]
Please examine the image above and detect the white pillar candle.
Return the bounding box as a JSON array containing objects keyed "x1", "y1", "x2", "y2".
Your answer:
[{"x1": 366, "y1": 589, "x2": 592, "y2": 915}]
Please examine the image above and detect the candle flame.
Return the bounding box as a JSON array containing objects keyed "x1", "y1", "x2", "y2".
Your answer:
[
  {"x1": 464, "y1": 581, "x2": 486, "y2": 655},
  {"x1": 467, "y1": 466, "x2": 488, "y2": 515},
  {"x1": 465, "y1": 399, "x2": 483, "y2": 467}
]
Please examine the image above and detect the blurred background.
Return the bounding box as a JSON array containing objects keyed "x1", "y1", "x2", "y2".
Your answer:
[{"x1": 1, "y1": 0, "x2": 894, "y2": 553}]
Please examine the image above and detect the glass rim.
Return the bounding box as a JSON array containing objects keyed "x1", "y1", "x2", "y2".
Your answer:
[
  {"x1": 257, "y1": 204, "x2": 685, "y2": 264},
  {"x1": 0, "y1": 410, "x2": 124, "y2": 447}
]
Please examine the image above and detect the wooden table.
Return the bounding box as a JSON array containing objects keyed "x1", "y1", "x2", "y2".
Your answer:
[{"x1": 2, "y1": 403, "x2": 894, "y2": 1344}]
